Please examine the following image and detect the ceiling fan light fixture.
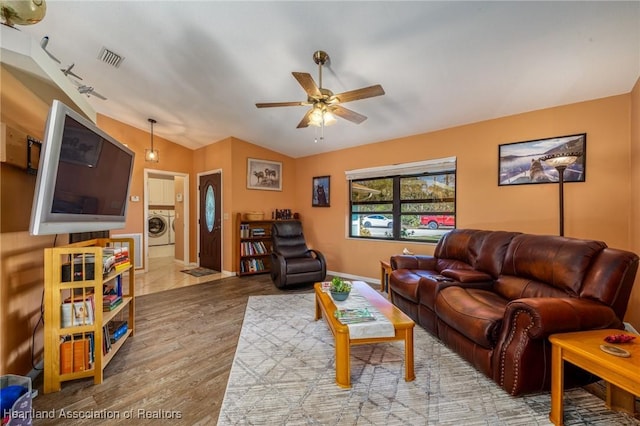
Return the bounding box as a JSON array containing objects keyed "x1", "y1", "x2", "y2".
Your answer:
[
  {"x1": 255, "y1": 50, "x2": 384, "y2": 137},
  {"x1": 308, "y1": 107, "x2": 324, "y2": 127},
  {"x1": 323, "y1": 110, "x2": 337, "y2": 126},
  {"x1": 308, "y1": 105, "x2": 336, "y2": 127}
]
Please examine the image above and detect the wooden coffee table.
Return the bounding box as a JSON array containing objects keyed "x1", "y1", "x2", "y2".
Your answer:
[
  {"x1": 549, "y1": 329, "x2": 640, "y2": 425},
  {"x1": 314, "y1": 280, "x2": 415, "y2": 388}
]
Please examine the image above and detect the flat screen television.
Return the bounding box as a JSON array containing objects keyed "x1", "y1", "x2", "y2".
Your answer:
[{"x1": 29, "y1": 100, "x2": 135, "y2": 236}]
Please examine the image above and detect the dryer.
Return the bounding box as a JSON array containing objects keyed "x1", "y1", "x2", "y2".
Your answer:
[
  {"x1": 168, "y1": 210, "x2": 176, "y2": 244},
  {"x1": 148, "y1": 210, "x2": 170, "y2": 246}
]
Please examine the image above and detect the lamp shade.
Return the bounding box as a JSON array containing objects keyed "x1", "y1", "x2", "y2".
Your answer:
[
  {"x1": 540, "y1": 152, "x2": 580, "y2": 168},
  {"x1": 145, "y1": 149, "x2": 159, "y2": 162}
]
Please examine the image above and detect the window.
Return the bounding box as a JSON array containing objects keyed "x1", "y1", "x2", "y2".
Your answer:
[{"x1": 347, "y1": 157, "x2": 456, "y2": 243}]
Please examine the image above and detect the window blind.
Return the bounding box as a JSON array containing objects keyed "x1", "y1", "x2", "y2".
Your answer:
[{"x1": 345, "y1": 156, "x2": 456, "y2": 180}]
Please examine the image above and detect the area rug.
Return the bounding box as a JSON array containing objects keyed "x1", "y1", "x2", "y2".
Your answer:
[
  {"x1": 180, "y1": 267, "x2": 218, "y2": 277},
  {"x1": 217, "y1": 294, "x2": 639, "y2": 425}
]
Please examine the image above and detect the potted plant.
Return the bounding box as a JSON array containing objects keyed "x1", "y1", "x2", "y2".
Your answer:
[{"x1": 330, "y1": 277, "x2": 351, "y2": 301}]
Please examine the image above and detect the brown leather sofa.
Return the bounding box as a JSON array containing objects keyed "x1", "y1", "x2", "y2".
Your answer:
[{"x1": 389, "y1": 229, "x2": 638, "y2": 396}]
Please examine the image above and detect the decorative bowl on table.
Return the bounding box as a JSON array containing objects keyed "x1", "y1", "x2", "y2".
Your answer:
[
  {"x1": 330, "y1": 290, "x2": 351, "y2": 301},
  {"x1": 330, "y1": 277, "x2": 351, "y2": 301}
]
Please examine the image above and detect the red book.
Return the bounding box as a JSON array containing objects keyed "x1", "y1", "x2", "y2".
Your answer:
[{"x1": 60, "y1": 339, "x2": 90, "y2": 373}]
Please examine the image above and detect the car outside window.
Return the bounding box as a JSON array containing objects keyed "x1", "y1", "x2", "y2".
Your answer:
[{"x1": 350, "y1": 171, "x2": 456, "y2": 243}]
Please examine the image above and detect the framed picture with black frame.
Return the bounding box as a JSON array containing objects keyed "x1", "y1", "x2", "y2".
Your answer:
[
  {"x1": 498, "y1": 133, "x2": 586, "y2": 186},
  {"x1": 312, "y1": 175, "x2": 330, "y2": 207}
]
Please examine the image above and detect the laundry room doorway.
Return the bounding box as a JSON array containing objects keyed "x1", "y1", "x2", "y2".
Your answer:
[{"x1": 144, "y1": 169, "x2": 190, "y2": 272}]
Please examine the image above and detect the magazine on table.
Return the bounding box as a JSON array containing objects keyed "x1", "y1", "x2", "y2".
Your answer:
[{"x1": 334, "y1": 307, "x2": 376, "y2": 324}]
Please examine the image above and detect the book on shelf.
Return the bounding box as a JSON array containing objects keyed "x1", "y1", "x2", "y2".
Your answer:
[
  {"x1": 334, "y1": 308, "x2": 377, "y2": 324},
  {"x1": 240, "y1": 224, "x2": 250, "y2": 238},
  {"x1": 103, "y1": 274, "x2": 123, "y2": 298},
  {"x1": 251, "y1": 228, "x2": 266, "y2": 237},
  {"x1": 61, "y1": 296, "x2": 95, "y2": 327},
  {"x1": 102, "y1": 325, "x2": 112, "y2": 354},
  {"x1": 60, "y1": 337, "x2": 91, "y2": 373},
  {"x1": 102, "y1": 246, "x2": 130, "y2": 274},
  {"x1": 241, "y1": 258, "x2": 266, "y2": 273},
  {"x1": 108, "y1": 320, "x2": 128, "y2": 343},
  {"x1": 103, "y1": 294, "x2": 123, "y2": 311}
]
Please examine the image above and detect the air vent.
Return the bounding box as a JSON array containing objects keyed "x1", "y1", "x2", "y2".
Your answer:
[{"x1": 98, "y1": 47, "x2": 125, "y2": 68}]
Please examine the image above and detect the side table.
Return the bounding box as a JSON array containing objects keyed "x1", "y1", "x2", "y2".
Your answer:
[
  {"x1": 549, "y1": 329, "x2": 639, "y2": 425},
  {"x1": 380, "y1": 259, "x2": 391, "y2": 297}
]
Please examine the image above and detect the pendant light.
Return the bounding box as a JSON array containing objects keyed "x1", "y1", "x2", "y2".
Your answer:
[{"x1": 145, "y1": 118, "x2": 158, "y2": 162}]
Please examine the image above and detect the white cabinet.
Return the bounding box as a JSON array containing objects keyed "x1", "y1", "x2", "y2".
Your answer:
[{"x1": 148, "y1": 178, "x2": 174, "y2": 205}]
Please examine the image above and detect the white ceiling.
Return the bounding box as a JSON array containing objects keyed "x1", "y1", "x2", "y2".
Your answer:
[{"x1": 13, "y1": 1, "x2": 640, "y2": 158}]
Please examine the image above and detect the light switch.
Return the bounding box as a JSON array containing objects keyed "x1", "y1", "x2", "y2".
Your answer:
[{"x1": 130, "y1": 195, "x2": 140, "y2": 202}]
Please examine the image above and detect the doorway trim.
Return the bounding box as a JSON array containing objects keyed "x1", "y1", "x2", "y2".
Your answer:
[
  {"x1": 196, "y1": 169, "x2": 224, "y2": 272},
  {"x1": 143, "y1": 168, "x2": 190, "y2": 272}
]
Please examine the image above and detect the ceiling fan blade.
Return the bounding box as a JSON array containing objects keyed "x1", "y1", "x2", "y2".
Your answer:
[
  {"x1": 296, "y1": 108, "x2": 314, "y2": 128},
  {"x1": 292, "y1": 72, "x2": 322, "y2": 98},
  {"x1": 331, "y1": 105, "x2": 367, "y2": 124},
  {"x1": 91, "y1": 91, "x2": 107, "y2": 100},
  {"x1": 256, "y1": 101, "x2": 307, "y2": 108},
  {"x1": 332, "y1": 84, "x2": 385, "y2": 104}
]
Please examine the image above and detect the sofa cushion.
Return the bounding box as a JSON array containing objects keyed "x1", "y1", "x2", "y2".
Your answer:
[
  {"x1": 581, "y1": 248, "x2": 639, "y2": 317},
  {"x1": 390, "y1": 269, "x2": 432, "y2": 303},
  {"x1": 501, "y1": 234, "x2": 606, "y2": 296},
  {"x1": 493, "y1": 275, "x2": 570, "y2": 301},
  {"x1": 434, "y1": 229, "x2": 485, "y2": 268},
  {"x1": 435, "y1": 286, "x2": 508, "y2": 349},
  {"x1": 473, "y1": 231, "x2": 520, "y2": 277}
]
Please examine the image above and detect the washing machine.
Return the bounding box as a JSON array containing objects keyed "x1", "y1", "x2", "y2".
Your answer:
[
  {"x1": 168, "y1": 210, "x2": 176, "y2": 244},
  {"x1": 148, "y1": 210, "x2": 171, "y2": 246}
]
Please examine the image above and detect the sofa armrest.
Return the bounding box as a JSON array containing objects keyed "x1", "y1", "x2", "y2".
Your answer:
[
  {"x1": 494, "y1": 297, "x2": 623, "y2": 395},
  {"x1": 441, "y1": 268, "x2": 492, "y2": 283},
  {"x1": 390, "y1": 255, "x2": 436, "y2": 270},
  {"x1": 504, "y1": 297, "x2": 623, "y2": 338}
]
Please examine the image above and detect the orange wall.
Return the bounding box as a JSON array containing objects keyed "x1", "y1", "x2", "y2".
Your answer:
[
  {"x1": 629, "y1": 76, "x2": 640, "y2": 329},
  {"x1": 295, "y1": 94, "x2": 638, "y2": 328},
  {"x1": 0, "y1": 66, "x2": 66, "y2": 375},
  {"x1": 96, "y1": 115, "x2": 194, "y2": 267},
  {"x1": 192, "y1": 137, "x2": 297, "y2": 272}
]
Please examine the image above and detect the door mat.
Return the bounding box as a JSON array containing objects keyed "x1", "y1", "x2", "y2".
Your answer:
[{"x1": 180, "y1": 267, "x2": 218, "y2": 277}]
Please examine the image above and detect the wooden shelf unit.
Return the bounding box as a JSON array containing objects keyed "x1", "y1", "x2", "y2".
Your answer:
[
  {"x1": 43, "y1": 237, "x2": 135, "y2": 393},
  {"x1": 236, "y1": 213, "x2": 277, "y2": 276}
]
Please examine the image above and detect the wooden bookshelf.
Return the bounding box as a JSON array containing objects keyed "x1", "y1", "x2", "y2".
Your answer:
[
  {"x1": 236, "y1": 213, "x2": 276, "y2": 276},
  {"x1": 43, "y1": 237, "x2": 135, "y2": 393}
]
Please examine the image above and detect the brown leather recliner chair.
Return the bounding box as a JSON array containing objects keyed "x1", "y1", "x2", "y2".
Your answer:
[{"x1": 270, "y1": 220, "x2": 326, "y2": 288}]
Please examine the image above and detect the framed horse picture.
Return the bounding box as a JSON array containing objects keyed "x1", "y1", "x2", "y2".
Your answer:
[{"x1": 247, "y1": 158, "x2": 282, "y2": 191}]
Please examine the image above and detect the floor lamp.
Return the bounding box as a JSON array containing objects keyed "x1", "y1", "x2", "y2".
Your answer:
[{"x1": 540, "y1": 153, "x2": 580, "y2": 236}]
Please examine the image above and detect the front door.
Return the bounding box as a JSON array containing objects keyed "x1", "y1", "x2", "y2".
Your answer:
[{"x1": 199, "y1": 173, "x2": 222, "y2": 271}]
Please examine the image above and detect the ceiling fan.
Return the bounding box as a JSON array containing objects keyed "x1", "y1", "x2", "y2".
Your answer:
[{"x1": 256, "y1": 50, "x2": 385, "y2": 129}]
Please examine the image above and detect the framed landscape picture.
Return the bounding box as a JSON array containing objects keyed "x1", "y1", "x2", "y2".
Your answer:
[
  {"x1": 498, "y1": 133, "x2": 586, "y2": 186},
  {"x1": 312, "y1": 176, "x2": 330, "y2": 207},
  {"x1": 247, "y1": 158, "x2": 282, "y2": 191}
]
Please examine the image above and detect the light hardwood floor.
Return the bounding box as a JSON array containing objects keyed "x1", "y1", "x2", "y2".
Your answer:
[
  {"x1": 31, "y1": 256, "x2": 305, "y2": 425},
  {"x1": 135, "y1": 255, "x2": 228, "y2": 296}
]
